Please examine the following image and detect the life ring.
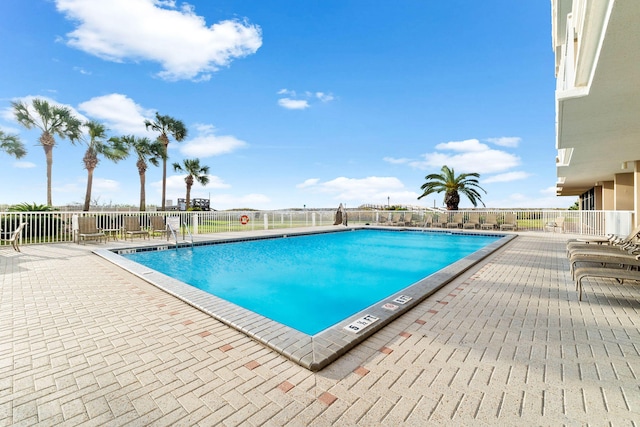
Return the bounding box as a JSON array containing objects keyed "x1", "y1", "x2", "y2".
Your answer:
[{"x1": 240, "y1": 215, "x2": 250, "y2": 225}]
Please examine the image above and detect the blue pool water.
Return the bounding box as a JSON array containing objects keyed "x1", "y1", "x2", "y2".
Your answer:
[{"x1": 123, "y1": 229, "x2": 499, "y2": 334}]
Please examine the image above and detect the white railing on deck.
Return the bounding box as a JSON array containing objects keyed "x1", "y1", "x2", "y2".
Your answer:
[{"x1": 0, "y1": 209, "x2": 633, "y2": 248}]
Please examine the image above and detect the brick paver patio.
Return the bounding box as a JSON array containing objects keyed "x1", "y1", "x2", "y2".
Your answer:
[{"x1": 1, "y1": 231, "x2": 639, "y2": 425}]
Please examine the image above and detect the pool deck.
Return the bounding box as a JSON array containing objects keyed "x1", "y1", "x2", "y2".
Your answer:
[{"x1": 1, "y1": 228, "x2": 639, "y2": 425}]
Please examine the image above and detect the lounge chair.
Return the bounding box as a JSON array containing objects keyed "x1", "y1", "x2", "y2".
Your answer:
[
  {"x1": 569, "y1": 249, "x2": 640, "y2": 277},
  {"x1": 432, "y1": 215, "x2": 447, "y2": 228},
  {"x1": 403, "y1": 212, "x2": 415, "y2": 227},
  {"x1": 500, "y1": 213, "x2": 518, "y2": 231},
  {"x1": 1, "y1": 222, "x2": 27, "y2": 252},
  {"x1": 76, "y1": 217, "x2": 106, "y2": 245},
  {"x1": 388, "y1": 212, "x2": 403, "y2": 226},
  {"x1": 574, "y1": 264, "x2": 640, "y2": 301},
  {"x1": 480, "y1": 213, "x2": 498, "y2": 230},
  {"x1": 567, "y1": 235, "x2": 640, "y2": 257},
  {"x1": 149, "y1": 216, "x2": 168, "y2": 239},
  {"x1": 463, "y1": 213, "x2": 480, "y2": 229},
  {"x1": 567, "y1": 223, "x2": 640, "y2": 253},
  {"x1": 545, "y1": 216, "x2": 565, "y2": 233},
  {"x1": 422, "y1": 214, "x2": 433, "y2": 228},
  {"x1": 123, "y1": 217, "x2": 149, "y2": 240},
  {"x1": 446, "y1": 213, "x2": 463, "y2": 229}
]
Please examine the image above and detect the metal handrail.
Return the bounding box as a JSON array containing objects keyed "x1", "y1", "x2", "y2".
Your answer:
[
  {"x1": 182, "y1": 222, "x2": 194, "y2": 247},
  {"x1": 166, "y1": 223, "x2": 179, "y2": 250}
]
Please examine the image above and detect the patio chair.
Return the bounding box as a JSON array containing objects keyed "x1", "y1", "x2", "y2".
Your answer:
[
  {"x1": 76, "y1": 217, "x2": 106, "y2": 245},
  {"x1": 1, "y1": 222, "x2": 27, "y2": 252},
  {"x1": 388, "y1": 212, "x2": 403, "y2": 226},
  {"x1": 545, "y1": 216, "x2": 565, "y2": 233},
  {"x1": 463, "y1": 212, "x2": 480, "y2": 229},
  {"x1": 432, "y1": 215, "x2": 447, "y2": 228},
  {"x1": 574, "y1": 264, "x2": 640, "y2": 301},
  {"x1": 403, "y1": 212, "x2": 415, "y2": 227},
  {"x1": 149, "y1": 216, "x2": 168, "y2": 239},
  {"x1": 123, "y1": 217, "x2": 149, "y2": 240},
  {"x1": 500, "y1": 213, "x2": 518, "y2": 231},
  {"x1": 480, "y1": 213, "x2": 498, "y2": 230},
  {"x1": 446, "y1": 213, "x2": 463, "y2": 228},
  {"x1": 421, "y1": 214, "x2": 433, "y2": 228}
]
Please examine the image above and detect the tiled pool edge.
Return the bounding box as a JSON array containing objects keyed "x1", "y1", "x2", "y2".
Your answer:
[{"x1": 93, "y1": 228, "x2": 517, "y2": 371}]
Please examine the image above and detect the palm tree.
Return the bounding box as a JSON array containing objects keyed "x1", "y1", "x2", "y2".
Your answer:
[
  {"x1": 0, "y1": 129, "x2": 27, "y2": 159},
  {"x1": 172, "y1": 158, "x2": 210, "y2": 210},
  {"x1": 81, "y1": 121, "x2": 128, "y2": 211},
  {"x1": 110, "y1": 135, "x2": 165, "y2": 211},
  {"x1": 418, "y1": 165, "x2": 486, "y2": 210},
  {"x1": 12, "y1": 98, "x2": 83, "y2": 206},
  {"x1": 144, "y1": 112, "x2": 188, "y2": 211}
]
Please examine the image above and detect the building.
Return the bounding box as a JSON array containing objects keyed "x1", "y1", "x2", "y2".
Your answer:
[
  {"x1": 552, "y1": 0, "x2": 640, "y2": 223},
  {"x1": 177, "y1": 198, "x2": 210, "y2": 211}
]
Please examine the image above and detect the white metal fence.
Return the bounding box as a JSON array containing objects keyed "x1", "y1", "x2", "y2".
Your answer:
[{"x1": 0, "y1": 209, "x2": 633, "y2": 248}]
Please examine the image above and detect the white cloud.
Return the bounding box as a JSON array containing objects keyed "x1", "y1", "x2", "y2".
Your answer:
[
  {"x1": 315, "y1": 92, "x2": 334, "y2": 102},
  {"x1": 92, "y1": 177, "x2": 121, "y2": 192},
  {"x1": 14, "y1": 161, "x2": 36, "y2": 169},
  {"x1": 486, "y1": 137, "x2": 521, "y2": 147},
  {"x1": 383, "y1": 157, "x2": 411, "y2": 165},
  {"x1": 73, "y1": 66, "x2": 91, "y2": 75},
  {"x1": 55, "y1": 0, "x2": 262, "y2": 81},
  {"x1": 484, "y1": 192, "x2": 577, "y2": 209},
  {"x1": 297, "y1": 176, "x2": 420, "y2": 204},
  {"x1": 411, "y1": 138, "x2": 520, "y2": 174},
  {"x1": 0, "y1": 124, "x2": 21, "y2": 134},
  {"x1": 162, "y1": 174, "x2": 230, "y2": 193},
  {"x1": 276, "y1": 89, "x2": 334, "y2": 109},
  {"x1": 180, "y1": 124, "x2": 247, "y2": 157},
  {"x1": 154, "y1": 174, "x2": 268, "y2": 209},
  {"x1": 483, "y1": 171, "x2": 531, "y2": 183},
  {"x1": 156, "y1": 174, "x2": 230, "y2": 204},
  {"x1": 435, "y1": 139, "x2": 488, "y2": 152},
  {"x1": 54, "y1": 182, "x2": 83, "y2": 194},
  {"x1": 278, "y1": 98, "x2": 309, "y2": 110},
  {"x1": 277, "y1": 88, "x2": 295, "y2": 96},
  {"x1": 78, "y1": 93, "x2": 154, "y2": 135},
  {"x1": 7, "y1": 95, "x2": 88, "y2": 124},
  {"x1": 210, "y1": 193, "x2": 271, "y2": 208},
  {"x1": 540, "y1": 186, "x2": 558, "y2": 195},
  {"x1": 296, "y1": 178, "x2": 320, "y2": 188}
]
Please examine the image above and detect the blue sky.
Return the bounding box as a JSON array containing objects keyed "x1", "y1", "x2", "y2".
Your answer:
[{"x1": 0, "y1": 0, "x2": 576, "y2": 210}]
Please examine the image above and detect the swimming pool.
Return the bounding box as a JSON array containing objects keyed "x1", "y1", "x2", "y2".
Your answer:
[
  {"x1": 122, "y1": 229, "x2": 499, "y2": 335},
  {"x1": 95, "y1": 227, "x2": 515, "y2": 370}
]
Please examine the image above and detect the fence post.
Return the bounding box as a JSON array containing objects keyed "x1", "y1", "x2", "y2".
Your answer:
[
  {"x1": 192, "y1": 213, "x2": 199, "y2": 235},
  {"x1": 264, "y1": 213, "x2": 269, "y2": 230},
  {"x1": 72, "y1": 214, "x2": 79, "y2": 243}
]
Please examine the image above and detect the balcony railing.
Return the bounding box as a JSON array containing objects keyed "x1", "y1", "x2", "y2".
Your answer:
[{"x1": 0, "y1": 209, "x2": 633, "y2": 248}]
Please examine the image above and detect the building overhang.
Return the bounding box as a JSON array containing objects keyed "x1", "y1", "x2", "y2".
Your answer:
[{"x1": 555, "y1": 1, "x2": 640, "y2": 196}]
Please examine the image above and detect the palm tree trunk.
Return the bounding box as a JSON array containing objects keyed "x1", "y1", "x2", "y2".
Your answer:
[
  {"x1": 139, "y1": 172, "x2": 146, "y2": 212},
  {"x1": 161, "y1": 139, "x2": 169, "y2": 211},
  {"x1": 137, "y1": 159, "x2": 147, "y2": 211},
  {"x1": 161, "y1": 157, "x2": 167, "y2": 211},
  {"x1": 185, "y1": 184, "x2": 191, "y2": 210},
  {"x1": 83, "y1": 168, "x2": 94, "y2": 211},
  {"x1": 43, "y1": 144, "x2": 53, "y2": 206}
]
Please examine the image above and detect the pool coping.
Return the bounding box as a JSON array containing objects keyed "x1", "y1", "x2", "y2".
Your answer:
[{"x1": 93, "y1": 227, "x2": 516, "y2": 371}]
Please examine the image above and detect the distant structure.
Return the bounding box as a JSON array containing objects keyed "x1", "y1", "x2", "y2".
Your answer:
[
  {"x1": 176, "y1": 198, "x2": 210, "y2": 211},
  {"x1": 359, "y1": 203, "x2": 426, "y2": 211}
]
